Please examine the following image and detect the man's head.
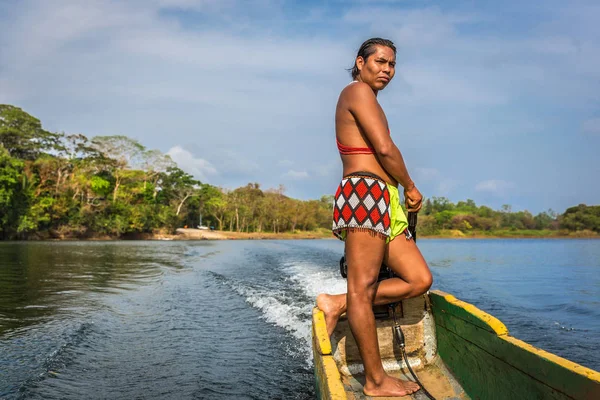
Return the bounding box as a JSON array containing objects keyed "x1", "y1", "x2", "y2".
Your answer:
[{"x1": 351, "y1": 38, "x2": 396, "y2": 90}]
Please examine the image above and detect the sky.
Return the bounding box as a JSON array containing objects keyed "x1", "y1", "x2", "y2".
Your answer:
[{"x1": 1, "y1": 0, "x2": 599, "y2": 214}]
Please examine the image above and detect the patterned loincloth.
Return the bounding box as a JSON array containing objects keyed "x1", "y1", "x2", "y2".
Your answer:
[{"x1": 332, "y1": 172, "x2": 392, "y2": 240}]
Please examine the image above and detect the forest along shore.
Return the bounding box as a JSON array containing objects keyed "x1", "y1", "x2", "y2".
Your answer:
[{"x1": 2, "y1": 105, "x2": 600, "y2": 242}]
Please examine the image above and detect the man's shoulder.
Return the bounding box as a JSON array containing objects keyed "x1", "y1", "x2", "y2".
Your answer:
[{"x1": 341, "y1": 81, "x2": 375, "y2": 102}]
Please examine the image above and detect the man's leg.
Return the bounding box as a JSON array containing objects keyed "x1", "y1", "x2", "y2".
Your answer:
[
  {"x1": 344, "y1": 231, "x2": 420, "y2": 397},
  {"x1": 379, "y1": 234, "x2": 433, "y2": 301},
  {"x1": 317, "y1": 234, "x2": 432, "y2": 334},
  {"x1": 345, "y1": 231, "x2": 386, "y2": 382}
]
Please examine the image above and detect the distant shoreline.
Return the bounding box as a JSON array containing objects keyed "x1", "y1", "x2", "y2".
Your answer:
[
  {"x1": 5, "y1": 228, "x2": 598, "y2": 241},
  {"x1": 15, "y1": 228, "x2": 593, "y2": 241},
  {"x1": 173, "y1": 229, "x2": 598, "y2": 240}
]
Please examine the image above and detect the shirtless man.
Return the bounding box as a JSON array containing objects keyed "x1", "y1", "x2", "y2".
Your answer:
[{"x1": 316, "y1": 38, "x2": 433, "y2": 397}]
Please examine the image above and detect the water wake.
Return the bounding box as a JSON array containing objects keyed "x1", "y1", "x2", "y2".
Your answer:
[
  {"x1": 207, "y1": 258, "x2": 347, "y2": 366},
  {"x1": 10, "y1": 320, "x2": 95, "y2": 398}
]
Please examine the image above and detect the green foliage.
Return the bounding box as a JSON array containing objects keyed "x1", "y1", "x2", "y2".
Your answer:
[
  {"x1": 0, "y1": 148, "x2": 22, "y2": 207},
  {"x1": 17, "y1": 215, "x2": 38, "y2": 234},
  {"x1": 0, "y1": 148, "x2": 29, "y2": 237},
  {"x1": 90, "y1": 176, "x2": 111, "y2": 196},
  {"x1": 0, "y1": 105, "x2": 61, "y2": 160},
  {"x1": 416, "y1": 215, "x2": 439, "y2": 236},
  {"x1": 560, "y1": 204, "x2": 600, "y2": 232},
  {"x1": 434, "y1": 210, "x2": 456, "y2": 229},
  {"x1": 91, "y1": 135, "x2": 145, "y2": 169}
]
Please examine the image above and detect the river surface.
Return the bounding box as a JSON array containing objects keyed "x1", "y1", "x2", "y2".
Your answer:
[{"x1": 1, "y1": 239, "x2": 599, "y2": 399}]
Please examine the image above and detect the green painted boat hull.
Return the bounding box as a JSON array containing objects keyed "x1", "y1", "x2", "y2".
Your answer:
[{"x1": 431, "y1": 291, "x2": 599, "y2": 399}]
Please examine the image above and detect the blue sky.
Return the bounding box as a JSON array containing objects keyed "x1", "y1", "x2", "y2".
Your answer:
[{"x1": 1, "y1": 0, "x2": 599, "y2": 214}]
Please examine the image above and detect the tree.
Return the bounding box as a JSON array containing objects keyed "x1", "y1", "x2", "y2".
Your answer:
[
  {"x1": 434, "y1": 210, "x2": 455, "y2": 229},
  {"x1": 229, "y1": 183, "x2": 264, "y2": 232},
  {"x1": 140, "y1": 149, "x2": 175, "y2": 195},
  {"x1": 202, "y1": 185, "x2": 227, "y2": 230},
  {"x1": 456, "y1": 199, "x2": 477, "y2": 212},
  {"x1": 476, "y1": 205, "x2": 494, "y2": 218},
  {"x1": 91, "y1": 135, "x2": 146, "y2": 201},
  {"x1": 158, "y1": 166, "x2": 201, "y2": 216},
  {"x1": 264, "y1": 184, "x2": 287, "y2": 233},
  {"x1": 431, "y1": 197, "x2": 453, "y2": 213},
  {"x1": 423, "y1": 198, "x2": 433, "y2": 215},
  {"x1": 0, "y1": 105, "x2": 61, "y2": 160},
  {"x1": 0, "y1": 148, "x2": 29, "y2": 238},
  {"x1": 560, "y1": 204, "x2": 600, "y2": 232},
  {"x1": 534, "y1": 210, "x2": 557, "y2": 230}
]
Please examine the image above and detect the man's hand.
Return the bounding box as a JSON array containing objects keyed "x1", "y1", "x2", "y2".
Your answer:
[{"x1": 404, "y1": 184, "x2": 423, "y2": 212}]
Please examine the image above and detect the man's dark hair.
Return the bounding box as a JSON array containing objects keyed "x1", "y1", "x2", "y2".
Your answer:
[{"x1": 349, "y1": 38, "x2": 396, "y2": 80}]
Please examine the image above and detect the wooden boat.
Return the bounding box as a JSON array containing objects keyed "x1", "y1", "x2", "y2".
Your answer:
[{"x1": 312, "y1": 290, "x2": 600, "y2": 399}]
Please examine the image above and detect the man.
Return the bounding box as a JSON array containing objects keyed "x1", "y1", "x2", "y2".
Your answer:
[{"x1": 317, "y1": 38, "x2": 432, "y2": 397}]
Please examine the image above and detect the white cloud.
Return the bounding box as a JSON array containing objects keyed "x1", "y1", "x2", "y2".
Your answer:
[
  {"x1": 343, "y1": 6, "x2": 478, "y2": 48},
  {"x1": 167, "y1": 146, "x2": 217, "y2": 182},
  {"x1": 413, "y1": 168, "x2": 458, "y2": 197},
  {"x1": 311, "y1": 161, "x2": 340, "y2": 178},
  {"x1": 343, "y1": 4, "x2": 600, "y2": 109},
  {"x1": 212, "y1": 149, "x2": 260, "y2": 176},
  {"x1": 0, "y1": 79, "x2": 20, "y2": 103},
  {"x1": 475, "y1": 180, "x2": 515, "y2": 196},
  {"x1": 582, "y1": 118, "x2": 600, "y2": 135},
  {"x1": 1, "y1": 0, "x2": 599, "y2": 212},
  {"x1": 414, "y1": 167, "x2": 440, "y2": 182},
  {"x1": 154, "y1": 0, "x2": 234, "y2": 10},
  {"x1": 437, "y1": 179, "x2": 460, "y2": 196},
  {"x1": 283, "y1": 170, "x2": 309, "y2": 180}
]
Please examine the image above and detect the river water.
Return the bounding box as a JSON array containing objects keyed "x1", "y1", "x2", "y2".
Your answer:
[{"x1": 1, "y1": 239, "x2": 599, "y2": 399}]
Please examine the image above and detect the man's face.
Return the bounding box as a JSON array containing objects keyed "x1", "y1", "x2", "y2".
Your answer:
[{"x1": 357, "y1": 45, "x2": 396, "y2": 90}]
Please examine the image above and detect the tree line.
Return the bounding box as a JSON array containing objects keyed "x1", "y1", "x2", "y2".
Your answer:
[
  {"x1": 0, "y1": 105, "x2": 332, "y2": 239},
  {"x1": 1, "y1": 104, "x2": 598, "y2": 239},
  {"x1": 418, "y1": 198, "x2": 598, "y2": 236}
]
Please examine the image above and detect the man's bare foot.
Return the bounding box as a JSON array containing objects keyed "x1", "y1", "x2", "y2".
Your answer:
[
  {"x1": 316, "y1": 294, "x2": 345, "y2": 336},
  {"x1": 363, "y1": 375, "x2": 420, "y2": 397}
]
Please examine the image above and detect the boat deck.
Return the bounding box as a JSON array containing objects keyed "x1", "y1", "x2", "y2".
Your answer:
[
  {"x1": 339, "y1": 356, "x2": 469, "y2": 399},
  {"x1": 324, "y1": 296, "x2": 469, "y2": 399}
]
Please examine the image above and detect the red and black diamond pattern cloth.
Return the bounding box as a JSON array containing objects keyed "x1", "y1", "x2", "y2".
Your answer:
[{"x1": 332, "y1": 175, "x2": 391, "y2": 240}]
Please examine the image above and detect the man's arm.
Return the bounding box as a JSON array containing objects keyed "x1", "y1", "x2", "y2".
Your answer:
[{"x1": 346, "y1": 83, "x2": 414, "y2": 189}]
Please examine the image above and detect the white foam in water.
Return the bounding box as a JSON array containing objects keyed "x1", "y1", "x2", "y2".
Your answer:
[
  {"x1": 283, "y1": 261, "x2": 347, "y2": 297},
  {"x1": 228, "y1": 281, "x2": 314, "y2": 363},
  {"x1": 225, "y1": 261, "x2": 347, "y2": 365},
  {"x1": 282, "y1": 261, "x2": 348, "y2": 364},
  {"x1": 243, "y1": 286, "x2": 310, "y2": 341}
]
